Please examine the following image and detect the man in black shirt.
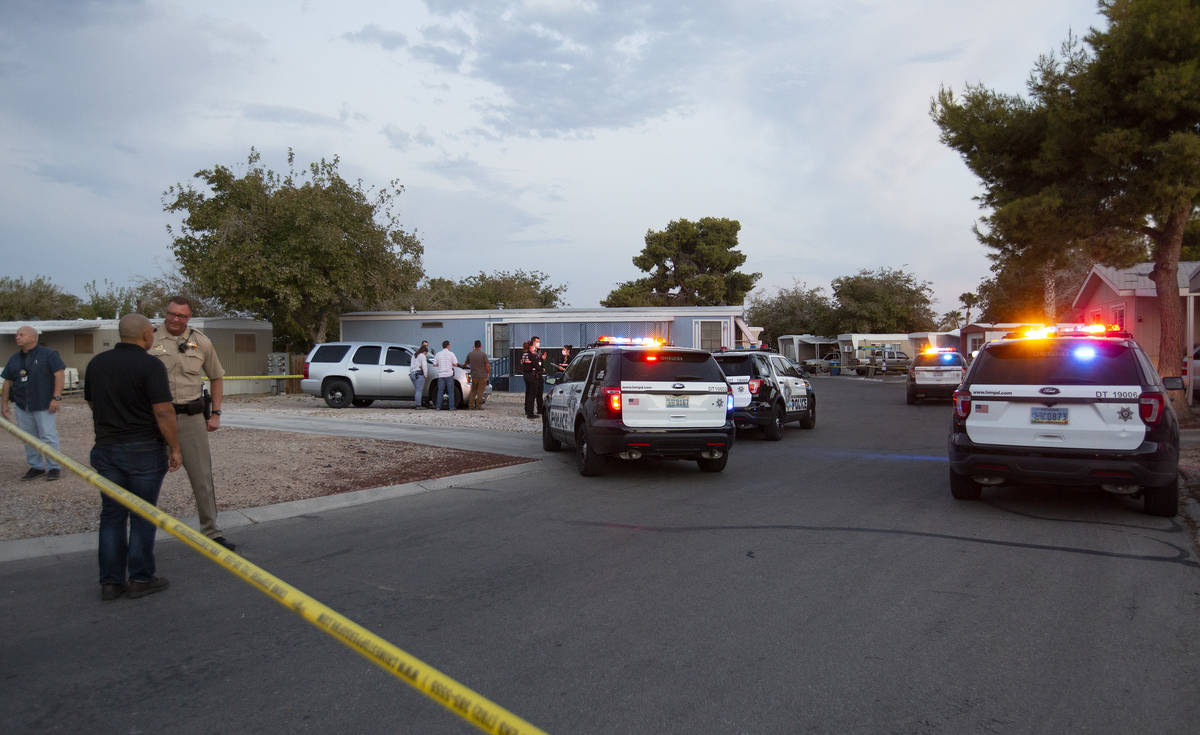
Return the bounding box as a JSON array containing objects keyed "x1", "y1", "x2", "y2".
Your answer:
[{"x1": 85, "y1": 313, "x2": 182, "y2": 601}]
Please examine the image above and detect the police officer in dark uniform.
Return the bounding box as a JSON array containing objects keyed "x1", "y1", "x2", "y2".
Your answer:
[{"x1": 521, "y1": 336, "x2": 545, "y2": 419}]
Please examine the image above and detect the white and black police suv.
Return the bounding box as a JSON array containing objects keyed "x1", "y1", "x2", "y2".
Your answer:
[
  {"x1": 713, "y1": 349, "x2": 815, "y2": 440},
  {"x1": 906, "y1": 347, "x2": 967, "y2": 404},
  {"x1": 541, "y1": 337, "x2": 735, "y2": 476},
  {"x1": 947, "y1": 325, "x2": 1184, "y2": 516}
]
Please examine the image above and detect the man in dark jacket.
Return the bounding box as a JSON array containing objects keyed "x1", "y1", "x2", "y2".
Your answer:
[{"x1": 521, "y1": 336, "x2": 545, "y2": 419}]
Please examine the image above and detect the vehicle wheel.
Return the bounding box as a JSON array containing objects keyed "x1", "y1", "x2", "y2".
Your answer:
[
  {"x1": 542, "y1": 413, "x2": 563, "y2": 452},
  {"x1": 949, "y1": 468, "x2": 982, "y2": 500},
  {"x1": 575, "y1": 424, "x2": 606, "y2": 476},
  {"x1": 798, "y1": 398, "x2": 816, "y2": 429},
  {"x1": 1143, "y1": 475, "x2": 1179, "y2": 517},
  {"x1": 351, "y1": 398, "x2": 374, "y2": 408},
  {"x1": 697, "y1": 453, "x2": 729, "y2": 473},
  {"x1": 906, "y1": 388, "x2": 916, "y2": 405},
  {"x1": 454, "y1": 384, "x2": 464, "y2": 409},
  {"x1": 762, "y1": 403, "x2": 785, "y2": 441},
  {"x1": 323, "y1": 379, "x2": 353, "y2": 409}
]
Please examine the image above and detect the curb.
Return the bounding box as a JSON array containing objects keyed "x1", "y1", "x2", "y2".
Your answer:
[{"x1": 0, "y1": 460, "x2": 543, "y2": 564}]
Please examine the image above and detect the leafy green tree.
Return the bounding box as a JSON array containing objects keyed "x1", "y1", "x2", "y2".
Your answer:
[
  {"x1": 77, "y1": 279, "x2": 139, "y2": 319},
  {"x1": 389, "y1": 270, "x2": 567, "y2": 311},
  {"x1": 976, "y1": 250, "x2": 1095, "y2": 324},
  {"x1": 602, "y1": 217, "x2": 760, "y2": 306},
  {"x1": 746, "y1": 282, "x2": 837, "y2": 345},
  {"x1": 131, "y1": 270, "x2": 233, "y2": 318},
  {"x1": 937, "y1": 310, "x2": 965, "y2": 331},
  {"x1": 830, "y1": 267, "x2": 937, "y2": 333},
  {"x1": 0, "y1": 276, "x2": 80, "y2": 320},
  {"x1": 958, "y1": 292, "x2": 980, "y2": 325},
  {"x1": 163, "y1": 148, "x2": 423, "y2": 349},
  {"x1": 933, "y1": 0, "x2": 1200, "y2": 390}
]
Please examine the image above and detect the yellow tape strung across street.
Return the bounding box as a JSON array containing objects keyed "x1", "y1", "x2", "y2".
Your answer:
[{"x1": 0, "y1": 417, "x2": 549, "y2": 735}]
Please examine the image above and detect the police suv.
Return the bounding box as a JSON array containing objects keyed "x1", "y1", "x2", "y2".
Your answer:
[
  {"x1": 947, "y1": 325, "x2": 1184, "y2": 516},
  {"x1": 541, "y1": 337, "x2": 735, "y2": 475},
  {"x1": 906, "y1": 348, "x2": 967, "y2": 404},
  {"x1": 713, "y1": 349, "x2": 815, "y2": 440}
]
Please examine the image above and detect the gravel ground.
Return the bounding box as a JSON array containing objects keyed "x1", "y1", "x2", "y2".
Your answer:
[{"x1": 0, "y1": 391, "x2": 537, "y2": 541}]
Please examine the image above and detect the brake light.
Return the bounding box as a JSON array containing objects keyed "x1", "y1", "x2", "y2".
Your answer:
[
  {"x1": 602, "y1": 387, "x2": 621, "y2": 416},
  {"x1": 727, "y1": 385, "x2": 734, "y2": 413},
  {"x1": 1139, "y1": 391, "x2": 1165, "y2": 426},
  {"x1": 748, "y1": 378, "x2": 764, "y2": 394},
  {"x1": 953, "y1": 389, "x2": 971, "y2": 418},
  {"x1": 303, "y1": 362, "x2": 310, "y2": 379}
]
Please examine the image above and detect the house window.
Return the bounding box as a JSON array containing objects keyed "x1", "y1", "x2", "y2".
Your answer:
[
  {"x1": 1111, "y1": 305, "x2": 1125, "y2": 329},
  {"x1": 234, "y1": 334, "x2": 256, "y2": 353},
  {"x1": 421, "y1": 321, "x2": 444, "y2": 329},
  {"x1": 492, "y1": 323, "x2": 510, "y2": 358},
  {"x1": 74, "y1": 333, "x2": 94, "y2": 354},
  {"x1": 698, "y1": 320, "x2": 723, "y2": 350}
]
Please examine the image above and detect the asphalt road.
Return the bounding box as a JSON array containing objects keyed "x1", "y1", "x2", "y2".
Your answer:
[{"x1": 2, "y1": 376, "x2": 1199, "y2": 734}]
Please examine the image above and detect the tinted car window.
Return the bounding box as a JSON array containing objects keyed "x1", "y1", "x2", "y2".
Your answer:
[
  {"x1": 565, "y1": 353, "x2": 593, "y2": 382},
  {"x1": 311, "y1": 345, "x2": 350, "y2": 363},
  {"x1": 714, "y1": 355, "x2": 764, "y2": 377},
  {"x1": 914, "y1": 353, "x2": 966, "y2": 367},
  {"x1": 620, "y1": 351, "x2": 726, "y2": 382},
  {"x1": 971, "y1": 340, "x2": 1140, "y2": 385},
  {"x1": 385, "y1": 347, "x2": 411, "y2": 366},
  {"x1": 352, "y1": 346, "x2": 382, "y2": 365}
]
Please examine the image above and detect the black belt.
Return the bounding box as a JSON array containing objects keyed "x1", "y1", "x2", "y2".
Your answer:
[{"x1": 174, "y1": 399, "x2": 205, "y2": 415}]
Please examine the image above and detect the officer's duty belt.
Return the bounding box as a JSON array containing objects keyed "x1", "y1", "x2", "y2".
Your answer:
[{"x1": 173, "y1": 398, "x2": 205, "y2": 415}]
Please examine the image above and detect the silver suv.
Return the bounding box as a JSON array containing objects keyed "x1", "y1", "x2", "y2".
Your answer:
[
  {"x1": 301, "y1": 342, "x2": 490, "y2": 409},
  {"x1": 947, "y1": 326, "x2": 1184, "y2": 516}
]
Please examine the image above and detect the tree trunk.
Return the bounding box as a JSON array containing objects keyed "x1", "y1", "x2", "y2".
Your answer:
[
  {"x1": 1042, "y1": 263, "x2": 1056, "y2": 323},
  {"x1": 1149, "y1": 206, "x2": 1189, "y2": 417}
]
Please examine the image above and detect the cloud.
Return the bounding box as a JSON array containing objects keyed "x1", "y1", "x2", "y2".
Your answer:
[
  {"x1": 410, "y1": 43, "x2": 464, "y2": 72},
  {"x1": 342, "y1": 23, "x2": 407, "y2": 51},
  {"x1": 242, "y1": 103, "x2": 344, "y2": 128}
]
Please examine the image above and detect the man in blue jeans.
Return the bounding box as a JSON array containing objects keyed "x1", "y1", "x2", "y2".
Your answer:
[
  {"x1": 85, "y1": 313, "x2": 183, "y2": 601},
  {"x1": 1, "y1": 325, "x2": 66, "y2": 480},
  {"x1": 433, "y1": 339, "x2": 459, "y2": 410}
]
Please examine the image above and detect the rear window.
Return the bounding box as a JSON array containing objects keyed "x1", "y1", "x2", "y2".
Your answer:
[
  {"x1": 620, "y1": 350, "x2": 726, "y2": 382},
  {"x1": 310, "y1": 345, "x2": 350, "y2": 363},
  {"x1": 971, "y1": 340, "x2": 1141, "y2": 385},
  {"x1": 713, "y1": 355, "x2": 764, "y2": 377},
  {"x1": 914, "y1": 353, "x2": 966, "y2": 367}
]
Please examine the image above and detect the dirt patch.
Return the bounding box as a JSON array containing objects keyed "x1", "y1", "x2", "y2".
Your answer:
[{"x1": 0, "y1": 396, "x2": 532, "y2": 541}]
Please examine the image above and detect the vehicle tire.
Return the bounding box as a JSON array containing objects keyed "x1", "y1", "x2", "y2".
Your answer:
[
  {"x1": 697, "y1": 453, "x2": 729, "y2": 473},
  {"x1": 949, "y1": 468, "x2": 982, "y2": 500},
  {"x1": 798, "y1": 397, "x2": 816, "y2": 429},
  {"x1": 762, "y1": 403, "x2": 785, "y2": 441},
  {"x1": 575, "y1": 424, "x2": 606, "y2": 476},
  {"x1": 542, "y1": 413, "x2": 563, "y2": 452},
  {"x1": 1143, "y1": 475, "x2": 1179, "y2": 517},
  {"x1": 351, "y1": 398, "x2": 374, "y2": 408},
  {"x1": 906, "y1": 388, "x2": 916, "y2": 405},
  {"x1": 454, "y1": 384, "x2": 464, "y2": 409},
  {"x1": 323, "y1": 379, "x2": 354, "y2": 409}
]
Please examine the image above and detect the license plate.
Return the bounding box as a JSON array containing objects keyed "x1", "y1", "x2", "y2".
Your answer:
[
  {"x1": 665, "y1": 396, "x2": 688, "y2": 408},
  {"x1": 1031, "y1": 407, "x2": 1068, "y2": 425}
]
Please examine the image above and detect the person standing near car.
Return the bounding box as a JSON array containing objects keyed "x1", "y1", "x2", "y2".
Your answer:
[
  {"x1": 433, "y1": 340, "x2": 459, "y2": 411},
  {"x1": 463, "y1": 339, "x2": 491, "y2": 410},
  {"x1": 521, "y1": 336, "x2": 545, "y2": 419},
  {"x1": 87, "y1": 313, "x2": 183, "y2": 600},
  {"x1": 1, "y1": 325, "x2": 66, "y2": 481},
  {"x1": 149, "y1": 296, "x2": 235, "y2": 551},
  {"x1": 409, "y1": 344, "x2": 430, "y2": 408}
]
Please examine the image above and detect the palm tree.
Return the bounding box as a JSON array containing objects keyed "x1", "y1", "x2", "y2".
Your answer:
[{"x1": 959, "y1": 292, "x2": 980, "y2": 325}]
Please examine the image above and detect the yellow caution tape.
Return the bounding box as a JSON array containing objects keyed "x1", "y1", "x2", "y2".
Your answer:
[{"x1": 0, "y1": 417, "x2": 549, "y2": 735}]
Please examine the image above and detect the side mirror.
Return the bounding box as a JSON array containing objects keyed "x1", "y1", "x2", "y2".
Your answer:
[
  {"x1": 545, "y1": 375, "x2": 558, "y2": 386},
  {"x1": 1163, "y1": 376, "x2": 1184, "y2": 391}
]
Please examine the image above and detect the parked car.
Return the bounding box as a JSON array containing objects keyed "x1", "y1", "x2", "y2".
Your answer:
[
  {"x1": 947, "y1": 325, "x2": 1183, "y2": 516},
  {"x1": 802, "y1": 352, "x2": 842, "y2": 373},
  {"x1": 301, "y1": 342, "x2": 490, "y2": 409},
  {"x1": 853, "y1": 348, "x2": 911, "y2": 376},
  {"x1": 541, "y1": 339, "x2": 735, "y2": 475},
  {"x1": 714, "y1": 349, "x2": 815, "y2": 440}
]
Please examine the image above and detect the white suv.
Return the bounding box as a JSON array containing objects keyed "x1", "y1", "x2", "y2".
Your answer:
[
  {"x1": 301, "y1": 342, "x2": 489, "y2": 409},
  {"x1": 947, "y1": 326, "x2": 1184, "y2": 516}
]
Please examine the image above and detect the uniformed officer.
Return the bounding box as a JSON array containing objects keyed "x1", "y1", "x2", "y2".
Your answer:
[
  {"x1": 150, "y1": 296, "x2": 235, "y2": 551},
  {"x1": 521, "y1": 335, "x2": 545, "y2": 419}
]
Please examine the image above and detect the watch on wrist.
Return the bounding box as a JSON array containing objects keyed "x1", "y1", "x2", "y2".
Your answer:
[
  {"x1": 211, "y1": 409, "x2": 221, "y2": 416},
  {"x1": 52, "y1": 395, "x2": 62, "y2": 401}
]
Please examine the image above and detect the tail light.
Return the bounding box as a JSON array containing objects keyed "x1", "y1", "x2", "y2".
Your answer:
[
  {"x1": 602, "y1": 387, "x2": 622, "y2": 416},
  {"x1": 1139, "y1": 391, "x2": 1165, "y2": 426},
  {"x1": 953, "y1": 389, "x2": 971, "y2": 418},
  {"x1": 726, "y1": 385, "x2": 734, "y2": 413},
  {"x1": 303, "y1": 362, "x2": 310, "y2": 379},
  {"x1": 748, "y1": 378, "x2": 764, "y2": 394}
]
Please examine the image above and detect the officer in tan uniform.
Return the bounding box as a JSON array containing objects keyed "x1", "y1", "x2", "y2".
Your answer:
[{"x1": 150, "y1": 296, "x2": 235, "y2": 551}]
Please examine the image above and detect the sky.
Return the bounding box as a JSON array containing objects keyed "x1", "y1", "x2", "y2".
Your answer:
[{"x1": 0, "y1": 0, "x2": 1108, "y2": 316}]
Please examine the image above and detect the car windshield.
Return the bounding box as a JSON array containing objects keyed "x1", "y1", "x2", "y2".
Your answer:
[
  {"x1": 914, "y1": 353, "x2": 966, "y2": 367},
  {"x1": 621, "y1": 351, "x2": 726, "y2": 382},
  {"x1": 971, "y1": 340, "x2": 1140, "y2": 385},
  {"x1": 713, "y1": 355, "x2": 763, "y2": 378}
]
